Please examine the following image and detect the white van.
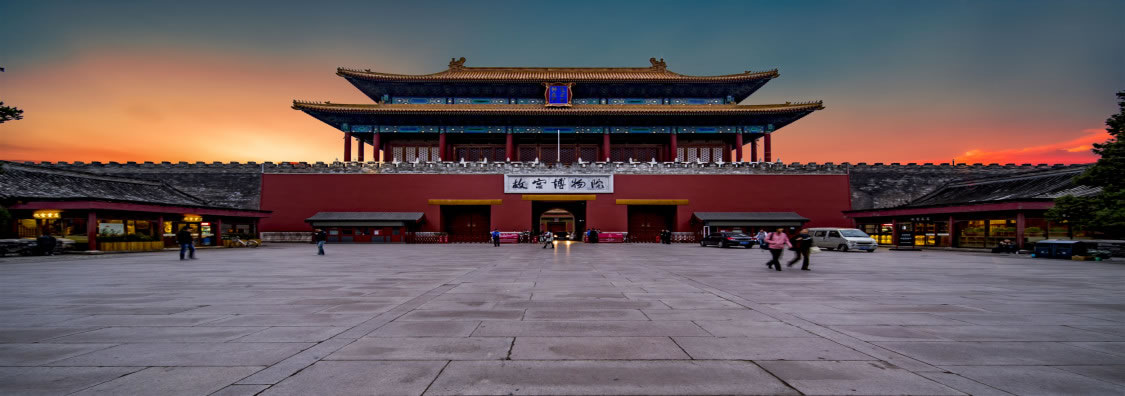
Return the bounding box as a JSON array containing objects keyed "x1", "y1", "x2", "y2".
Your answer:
[{"x1": 808, "y1": 228, "x2": 878, "y2": 252}]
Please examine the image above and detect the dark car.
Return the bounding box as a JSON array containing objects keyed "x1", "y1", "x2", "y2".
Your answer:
[{"x1": 699, "y1": 232, "x2": 757, "y2": 248}]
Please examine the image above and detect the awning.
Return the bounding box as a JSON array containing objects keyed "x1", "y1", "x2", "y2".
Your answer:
[
  {"x1": 305, "y1": 212, "x2": 424, "y2": 227},
  {"x1": 692, "y1": 212, "x2": 809, "y2": 227}
]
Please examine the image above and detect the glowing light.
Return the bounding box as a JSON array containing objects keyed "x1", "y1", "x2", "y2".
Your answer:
[{"x1": 32, "y1": 210, "x2": 62, "y2": 219}]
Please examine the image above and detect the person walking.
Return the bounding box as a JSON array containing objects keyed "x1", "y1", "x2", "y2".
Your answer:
[
  {"x1": 756, "y1": 229, "x2": 768, "y2": 248},
  {"x1": 590, "y1": 228, "x2": 599, "y2": 244},
  {"x1": 787, "y1": 229, "x2": 813, "y2": 271},
  {"x1": 177, "y1": 225, "x2": 196, "y2": 260},
  {"x1": 491, "y1": 229, "x2": 501, "y2": 247},
  {"x1": 541, "y1": 231, "x2": 554, "y2": 249},
  {"x1": 764, "y1": 227, "x2": 791, "y2": 271},
  {"x1": 313, "y1": 228, "x2": 328, "y2": 255},
  {"x1": 36, "y1": 233, "x2": 57, "y2": 256}
]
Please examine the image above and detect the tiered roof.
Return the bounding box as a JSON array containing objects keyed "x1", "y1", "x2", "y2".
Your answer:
[
  {"x1": 339, "y1": 57, "x2": 779, "y2": 83},
  {"x1": 338, "y1": 58, "x2": 782, "y2": 102}
]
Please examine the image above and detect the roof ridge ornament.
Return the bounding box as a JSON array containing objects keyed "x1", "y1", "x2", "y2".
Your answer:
[
  {"x1": 449, "y1": 57, "x2": 467, "y2": 70},
  {"x1": 649, "y1": 57, "x2": 667, "y2": 71}
]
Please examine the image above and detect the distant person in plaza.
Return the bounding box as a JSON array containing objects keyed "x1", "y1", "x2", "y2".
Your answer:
[
  {"x1": 787, "y1": 229, "x2": 813, "y2": 271},
  {"x1": 491, "y1": 229, "x2": 501, "y2": 247},
  {"x1": 590, "y1": 228, "x2": 599, "y2": 243},
  {"x1": 765, "y1": 227, "x2": 791, "y2": 271},
  {"x1": 177, "y1": 225, "x2": 195, "y2": 260},
  {"x1": 541, "y1": 231, "x2": 554, "y2": 249},
  {"x1": 36, "y1": 233, "x2": 57, "y2": 256},
  {"x1": 992, "y1": 239, "x2": 1018, "y2": 254},
  {"x1": 313, "y1": 228, "x2": 328, "y2": 255},
  {"x1": 756, "y1": 229, "x2": 768, "y2": 248}
]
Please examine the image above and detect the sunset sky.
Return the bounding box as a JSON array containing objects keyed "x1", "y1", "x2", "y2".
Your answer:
[{"x1": 1, "y1": 0, "x2": 1123, "y2": 164}]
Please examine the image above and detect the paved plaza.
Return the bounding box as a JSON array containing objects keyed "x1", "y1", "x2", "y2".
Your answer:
[{"x1": 0, "y1": 243, "x2": 1123, "y2": 395}]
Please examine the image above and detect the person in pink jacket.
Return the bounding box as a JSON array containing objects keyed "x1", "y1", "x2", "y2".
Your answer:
[{"x1": 765, "y1": 227, "x2": 792, "y2": 271}]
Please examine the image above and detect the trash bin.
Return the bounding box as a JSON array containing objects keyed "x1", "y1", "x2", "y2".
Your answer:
[{"x1": 1034, "y1": 240, "x2": 1087, "y2": 260}]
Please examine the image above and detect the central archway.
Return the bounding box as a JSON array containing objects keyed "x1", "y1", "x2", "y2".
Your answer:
[{"x1": 539, "y1": 208, "x2": 575, "y2": 240}]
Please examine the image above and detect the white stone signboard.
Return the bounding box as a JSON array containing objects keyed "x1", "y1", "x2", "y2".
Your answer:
[{"x1": 504, "y1": 174, "x2": 613, "y2": 194}]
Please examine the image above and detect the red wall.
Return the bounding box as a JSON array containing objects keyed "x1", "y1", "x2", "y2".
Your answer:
[{"x1": 259, "y1": 174, "x2": 853, "y2": 232}]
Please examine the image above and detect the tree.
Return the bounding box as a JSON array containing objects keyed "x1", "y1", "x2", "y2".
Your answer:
[
  {"x1": 0, "y1": 101, "x2": 22, "y2": 124},
  {"x1": 1047, "y1": 91, "x2": 1125, "y2": 237}
]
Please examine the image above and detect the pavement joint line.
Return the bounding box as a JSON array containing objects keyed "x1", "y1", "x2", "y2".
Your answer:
[
  {"x1": 747, "y1": 359, "x2": 807, "y2": 396},
  {"x1": 421, "y1": 360, "x2": 452, "y2": 396},
  {"x1": 661, "y1": 273, "x2": 942, "y2": 372}
]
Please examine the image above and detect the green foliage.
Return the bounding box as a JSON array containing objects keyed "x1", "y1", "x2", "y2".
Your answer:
[
  {"x1": 0, "y1": 101, "x2": 23, "y2": 124},
  {"x1": 1052, "y1": 91, "x2": 1125, "y2": 237}
]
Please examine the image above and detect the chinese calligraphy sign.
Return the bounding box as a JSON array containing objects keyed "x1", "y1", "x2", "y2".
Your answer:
[{"x1": 504, "y1": 174, "x2": 613, "y2": 193}]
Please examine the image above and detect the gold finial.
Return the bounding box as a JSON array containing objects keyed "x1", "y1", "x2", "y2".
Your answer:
[
  {"x1": 449, "y1": 57, "x2": 467, "y2": 70},
  {"x1": 649, "y1": 57, "x2": 667, "y2": 70}
]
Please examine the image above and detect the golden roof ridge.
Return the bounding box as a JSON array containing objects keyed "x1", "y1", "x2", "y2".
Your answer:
[{"x1": 336, "y1": 57, "x2": 780, "y2": 82}]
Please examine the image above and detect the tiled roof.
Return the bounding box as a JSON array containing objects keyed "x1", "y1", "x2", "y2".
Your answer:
[
  {"x1": 292, "y1": 101, "x2": 824, "y2": 116},
  {"x1": 903, "y1": 166, "x2": 1100, "y2": 208},
  {"x1": 305, "y1": 212, "x2": 425, "y2": 222},
  {"x1": 338, "y1": 57, "x2": 779, "y2": 83},
  {"x1": 693, "y1": 212, "x2": 810, "y2": 222},
  {"x1": 0, "y1": 162, "x2": 209, "y2": 207}
]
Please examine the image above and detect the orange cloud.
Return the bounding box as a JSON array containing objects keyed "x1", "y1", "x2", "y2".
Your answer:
[
  {"x1": 0, "y1": 48, "x2": 409, "y2": 163},
  {"x1": 952, "y1": 128, "x2": 1107, "y2": 164}
]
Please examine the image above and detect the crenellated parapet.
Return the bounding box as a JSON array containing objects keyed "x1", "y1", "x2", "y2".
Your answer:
[{"x1": 23, "y1": 160, "x2": 1086, "y2": 212}]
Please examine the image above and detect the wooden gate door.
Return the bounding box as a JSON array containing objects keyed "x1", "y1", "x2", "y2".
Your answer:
[{"x1": 627, "y1": 206, "x2": 674, "y2": 243}]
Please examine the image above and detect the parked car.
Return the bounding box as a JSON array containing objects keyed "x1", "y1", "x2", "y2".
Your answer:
[
  {"x1": 699, "y1": 232, "x2": 756, "y2": 248},
  {"x1": 809, "y1": 228, "x2": 877, "y2": 252}
]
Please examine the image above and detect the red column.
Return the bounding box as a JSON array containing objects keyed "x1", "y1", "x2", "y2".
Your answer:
[
  {"x1": 947, "y1": 215, "x2": 955, "y2": 247},
  {"x1": 1016, "y1": 212, "x2": 1026, "y2": 249},
  {"x1": 505, "y1": 132, "x2": 514, "y2": 161},
  {"x1": 750, "y1": 138, "x2": 758, "y2": 162},
  {"x1": 764, "y1": 133, "x2": 772, "y2": 162},
  {"x1": 343, "y1": 132, "x2": 352, "y2": 162},
  {"x1": 734, "y1": 133, "x2": 743, "y2": 162},
  {"x1": 602, "y1": 132, "x2": 611, "y2": 161},
  {"x1": 214, "y1": 218, "x2": 223, "y2": 246},
  {"x1": 357, "y1": 138, "x2": 365, "y2": 162},
  {"x1": 438, "y1": 132, "x2": 447, "y2": 161},
  {"x1": 669, "y1": 133, "x2": 678, "y2": 161},
  {"x1": 372, "y1": 133, "x2": 381, "y2": 162},
  {"x1": 156, "y1": 215, "x2": 164, "y2": 246},
  {"x1": 87, "y1": 211, "x2": 98, "y2": 250}
]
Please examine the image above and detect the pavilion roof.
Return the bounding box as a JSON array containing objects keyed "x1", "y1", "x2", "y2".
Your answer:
[
  {"x1": 292, "y1": 101, "x2": 824, "y2": 116},
  {"x1": 338, "y1": 57, "x2": 779, "y2": 84}
]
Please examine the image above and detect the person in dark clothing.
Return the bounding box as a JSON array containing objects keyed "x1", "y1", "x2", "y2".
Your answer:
[
  {"x1": 590, "y1": 229, "x2": 598, "y2": 244},
  {"x1": 36, "y1": 233, "x2": 57, "y2": 256},
  {"x1": 313, "y1": 229, "x2": 328, "y2": 255},
  {"x1": 764, "y1": 228, "x2": 791, "y2": 271},
  {"x1": 491, "y1": 229, "x2": 501, "y2": 247},
  {"x1": 541, "y1": 231, "x2": 554, "y2": 249},
  {"x1": 176, "y1": 226, "x2": 195, "y2": 260},
  {"x1": 787, "y1": 229, "x2": 813, "y2": 270},
  {"x1": 991, "y1": 239, "x2": 1015, "y2": 254}
]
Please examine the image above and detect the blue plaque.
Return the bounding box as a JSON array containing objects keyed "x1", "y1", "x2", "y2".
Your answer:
[{"x1": 543, "y1": 83, "x2": 574, "y2": 107}]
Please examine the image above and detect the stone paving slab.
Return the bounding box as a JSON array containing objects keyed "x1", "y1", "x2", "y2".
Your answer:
[
  {"x1": 673, "y1": 336, "x2": 875, "y2": 360},
  {"x1": 2, "y1": 244, "x2": 1125, "y2": 395},
  {"x1": 325, "y1": 337, "x2": 512, "y2": 360},
  {"x1": 70, "y1": 366, "x2": 262, "y2": 396},
  {"x1": 876, "y1": 341, "x2": 1125, "y2": 365},
  {"x1": 473, "y1": 320, "x2": 710, "y2": 337},
  {"x1": 366, "y1": 321, "x2": 481, "y2": 337},
  {"x1": 263, "y1": 361, "x2": 446, "y2": 396},
  {"x1": 0, "y1": 367, "x2": 141, "y2": 396},
  {"x1": 49, "y1": 326, "x2": 265, "y2": 343},
  {"x1": 943, "y1": 365, "x2": 1125, "y2": 395},
  {"x1": 757, "y1": 360, "x2": 966, "y2": 395},
  {"x1": 0, "y1": 343, "x2": 117, "y2": 366},
  {"x1": 51, "y1": 342, "x2": 311, "y2": 366},
  {"x1": 510, "y1": 337, "x2": 690, "y2": 359},
  {"x1": 426, "y1": 360, "x2": 798, "y2": 395}
]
